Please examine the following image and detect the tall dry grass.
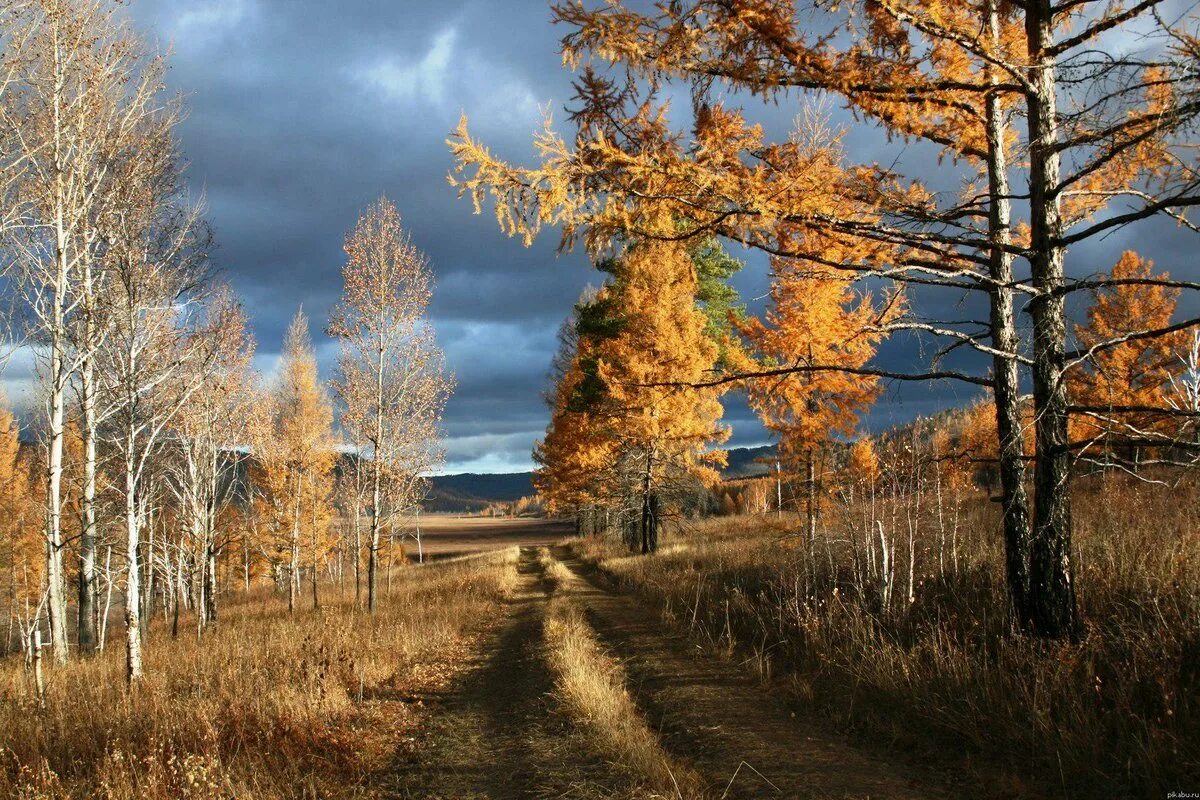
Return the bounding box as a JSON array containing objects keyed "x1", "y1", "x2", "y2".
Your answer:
[
  {"x1": 571, "y1": 475, "x2": 1200, "y2": 798},
  {"x1": 0, "y1": 548, "x2": 519, "y2": 799}
]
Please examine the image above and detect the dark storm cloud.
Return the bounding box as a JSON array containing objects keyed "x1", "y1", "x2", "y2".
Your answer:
[
  {"x1": 124, "y1": 0, "x2": 597, "y2": 470},
  {"x1": 109, "y1": 0, "x2": 1196, "y2": 472}
]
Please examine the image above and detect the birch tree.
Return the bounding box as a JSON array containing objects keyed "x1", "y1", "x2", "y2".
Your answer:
[
  {"x1": 166, "y1": 296, "x2": 255, "y2": 631},
  {"x1": 1, "y1": 0, "x2": 173, "y2": 660},
  {"x1": 330, "y1": 198, "x2": 451, "y2": 612},
  {"x1": 93, "y1": 108, "x2": 231, "y2": 683}
]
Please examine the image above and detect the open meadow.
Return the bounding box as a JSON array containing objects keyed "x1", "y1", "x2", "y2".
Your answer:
[{"x1": 412, "y1": 515, "x2": 574, "y2": 559}]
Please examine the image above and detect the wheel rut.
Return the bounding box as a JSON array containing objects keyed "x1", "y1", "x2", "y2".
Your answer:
[
  {"x1": 383, "y1": 546, "x2": 631, "y2": 799},
  {"x1": 549, "y1": 545, "x2": 949, "y2": 800}
]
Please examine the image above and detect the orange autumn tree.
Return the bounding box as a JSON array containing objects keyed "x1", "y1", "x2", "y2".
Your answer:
[
  {"x1": 534, "y1": 360, "x2": 620, "y2": 526},
  {"x1": 735, "y1": 241, "x2": 900, "y2": 546},
  {"x1": 534, "y1": 296, "x2": 620, "y2": 523},
  {"x1": 536, "y1": 235, "x2": 729, "y2": 552},
  {"x1": 0, "y1": 397, "x2": 38, "y2": 648},
  {"x1": 253, "y1": 310, "x2": 337, "y2": 612},
  {"x1": 597, "y1": 236, "x2": 730, "y2": 553},
  {"x1": 458, "y1": 0, "x2": 1198, "y2": 640},
  {"x1": 1070, "y1": 251, "x2": 1188, "y2": 468},
  {"x1": 957, "y1": 395, "x2": 1036, "y2": 493}
]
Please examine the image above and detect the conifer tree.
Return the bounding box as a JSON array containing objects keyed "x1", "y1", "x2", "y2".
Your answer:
[
  {"x1": 1071, "y1": 251, "x2": 1187, "y2": 466},
  {"x1": 735, "y1": 248, "x2": 899, "y2": 545},
  {"x1": 599, "y1": 235, "x2": 730, "y2": 552},
  {"x1": 255, "y1": 311, "x2": 336, "y2": 614},
  {"x1": 452, "y1": 0, "x2": 1199, "y2": 638}
]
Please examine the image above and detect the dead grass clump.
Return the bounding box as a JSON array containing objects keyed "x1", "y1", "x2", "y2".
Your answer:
[
  {"x1": 0, "y1": 547, "x2": 519, "y2": 799},
  {"x1": 536, "y1": 547, "x2": 575, "y2": 593}
]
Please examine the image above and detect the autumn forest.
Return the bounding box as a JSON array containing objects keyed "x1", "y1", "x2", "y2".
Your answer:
[{"x1": 2, "y1": 0, "x2": 1200, "y2": 798}]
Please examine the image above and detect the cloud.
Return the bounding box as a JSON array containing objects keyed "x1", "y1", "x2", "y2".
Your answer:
[
  {"x1": 442, "y1": 431, "x2": 544, "y2": 474},
  {"x1": 356, "y1": 27, "x2": 458, "y2": 108},
  {"x1": 172, "y1": 0, "x2": 255, "y2": 42},
  {"x1": 350, "y1": 24, "x2": 541, "y2": 129}
]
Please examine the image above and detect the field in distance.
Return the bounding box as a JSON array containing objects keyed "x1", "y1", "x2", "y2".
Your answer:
[{"x1": 412, "y1": 515, "x2": 574, "y2": 559}]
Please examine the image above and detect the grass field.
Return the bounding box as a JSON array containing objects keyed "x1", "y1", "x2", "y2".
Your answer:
[
  {"x1": 409, "y1": 515, "x2": 574, "y2": 559},
  {"x1": 4, "y1": 500, "x2": 1195, "y2": 799}
]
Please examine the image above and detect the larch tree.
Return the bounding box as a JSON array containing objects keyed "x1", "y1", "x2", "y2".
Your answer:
[
  {"x1": 1002, "y1": 0, "x2": 1197, "y2": 637},
  {"x1": 453, "y1": 0, "x2": 1200, "y2": 638},
  {"x1": 536, "y1": 231, "x2": 732, "y2": 551},
  {"x1": 0, "y1": 393, "x2": 38, "y2": 653},
  {"x1": 534, "y1": 288, "x2": 621, "y2": 524},
  {"x1": 329, "y1": 198, "x2": 451, "y2": 613},
  {"x1": 735, "y1": 246, "x2": 900, "y2": 547},
  {"x1": 1070, "y1": 251, "x2": 1187, "y2": 467},
  {"x1": 519, "y1": 0, "x2": 1043, "y2": 627},
  {"x1": 258, "y1": 311, "x2": 336, "y2": 614},
  {"x1": 592, "y1": 234, "x2": 730, "y2": 553}
]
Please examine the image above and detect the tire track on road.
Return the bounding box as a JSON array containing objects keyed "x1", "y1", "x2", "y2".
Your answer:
[{"x1": 550, "y1": 545, "x2": 948, "y2": 800}]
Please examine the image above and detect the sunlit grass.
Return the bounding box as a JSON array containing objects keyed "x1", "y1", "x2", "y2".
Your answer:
[{"x1": 0, "y1": 548, "x2": 518, "y2": 799}]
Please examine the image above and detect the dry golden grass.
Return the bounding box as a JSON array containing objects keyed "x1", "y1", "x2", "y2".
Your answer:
[
  {"x1": 570, "y1": 475, "x2": 1200, "y2": 798},
  {"x1": 536, "y1": 546, "x2": 575, "y2": 591},
  {"x1": 0, "y1": 548, "x2": 519, "y2": 799},
  {"x1": 538, "y1": 549, "x2": 704, "y2": 799}
]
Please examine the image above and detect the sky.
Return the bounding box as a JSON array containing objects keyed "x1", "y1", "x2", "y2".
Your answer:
[
  {"x1": 119, "y1": 0, "x2": 793, "y2": 474},
  {"x1": 6, "y1": 0, "x2": 1194, "y2": 474},
  {"x1": 127, "y1": 0, "x2": 606, "y2": 474}
]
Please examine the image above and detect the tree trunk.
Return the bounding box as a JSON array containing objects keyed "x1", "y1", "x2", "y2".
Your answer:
[
  {"x1": 124, "y1": 453, "x2": 144, "y2": 684},
  {"x1": 171, "y1": 546, "x2": 181, "y2": 638},
  {"x1": 205, "y1": 548, "x2": 217, "y2": 624},
  {"x1": 805, "y1": 454, "x2": 817, "y2": 557},
  {"x1": 141, "y1": 504, "x2": 155, "y2": 633},
  {"x1": 1024, "y1": 0, "x2": 1078, "y2": 639},
  {"x1": 640, "y1": 449, "x2": 654, "y2": 554},
  {"x1": 367, "y1": 504, "x2": 380, "y2": 612},
  {"x1": 368, "y1": 330, "x2": 386, "y2": 612},
  {"x1": 984, "y1": 0, "x2": 1034, "y2": 631},
  {"x1": 289, "y1": 478, "x2": 301, "y2": 613},
  {"x1": 78, "y1": 347, "x2": 98, "y2": 653},
  {"x1": 43, "y1": 34, "x2": 73, "y2": 667},
  {"x1": 44, "y1": 319, "x2": 69, "y2": 665},
  {"x1": 353, "y1": 499, "x2": 362, "y2": 604},
  {"x1": 775, "y1": 460, "x2": 783, "y2": 518},
  {"x1": 289, "y1": 528, "x2": 299, "y2": 614},
  {"x1": 310, "y1": 499, "x2": 319, "y2": 611}
]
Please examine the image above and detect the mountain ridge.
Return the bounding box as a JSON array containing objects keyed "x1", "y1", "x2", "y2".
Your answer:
[{"x1": 426, "y1": 444, "x2": 778, "y2": 511}]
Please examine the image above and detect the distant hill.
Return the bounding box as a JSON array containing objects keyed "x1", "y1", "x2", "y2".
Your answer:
[
  {"x1": 424, "y1": 471, "x2": 535, "y2": 513},
  {"x1": 424, "y1": 446, "x2": 779, "y2": 512},
  {"x1": 722, "y1": 444, "x2": 778, "y2": 478}
]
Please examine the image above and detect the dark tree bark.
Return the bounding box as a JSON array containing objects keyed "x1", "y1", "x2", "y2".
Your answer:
[{"x1": 1023, "y1": 0, "x2": 1078, "y2": 639}]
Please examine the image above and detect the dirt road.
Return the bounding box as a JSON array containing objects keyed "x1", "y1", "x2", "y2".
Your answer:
[
  {"x1": 385, "y1": 547, "x2": 632, "y2": 799},
  {"x1": 384, "y1": 543, "x2": 947, "y2": 799},
  {"x1": 550, "y1": 546, "x2": 944, "y2": 800}
]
